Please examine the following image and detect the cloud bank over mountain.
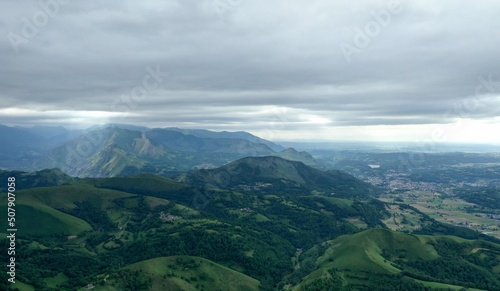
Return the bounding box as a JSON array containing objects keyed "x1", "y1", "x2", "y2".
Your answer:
[{"x1": 1, "y1": 0, "x2": 500, "y2": 143}]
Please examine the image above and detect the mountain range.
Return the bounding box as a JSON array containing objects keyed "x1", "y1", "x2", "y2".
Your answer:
[
  {"x1": 0, "y1": 124, "x2": 319, "y2": 177},
  {"x1": 2, "y1": 123, "x2": 499, "y2": 290}
]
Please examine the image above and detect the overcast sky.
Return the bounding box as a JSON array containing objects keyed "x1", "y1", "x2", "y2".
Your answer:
[{"x1": 1, "y1": 0, "x2": 500, "y2": 143}]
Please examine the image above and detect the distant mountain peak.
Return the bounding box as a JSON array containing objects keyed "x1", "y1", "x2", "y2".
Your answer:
[
  {"x1": 164, "y1": 127, "x2": 284, "y2": 152},
  {"x1": 86, "y1": 123, "x2": 150, "y2": 133},
  {"x1": 30, "y1": 125, "x2": 283, "y2": 177},
  {"x1": 272, "y1": 147, "x2": 325, "y2": 170}
]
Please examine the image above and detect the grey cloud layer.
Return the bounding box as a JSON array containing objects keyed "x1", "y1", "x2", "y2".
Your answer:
[{"x1": 1, "y1": 0, "x2": 499, "y2": 135}]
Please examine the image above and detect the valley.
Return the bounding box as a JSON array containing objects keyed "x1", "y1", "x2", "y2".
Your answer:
[
  {"x1": 3, "y1": 1, "x2": 500, "y2": 290},
  {"x1": 304, "y1": 149, "x2": 500, "y2": 240},
  {"x1": 0, "y1": 125, "x2": 499, "y2": 290}
]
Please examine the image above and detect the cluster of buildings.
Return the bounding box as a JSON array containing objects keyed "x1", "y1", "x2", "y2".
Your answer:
[{"x1": 159, "y1": 212, "x2": 180, "y2": 222}]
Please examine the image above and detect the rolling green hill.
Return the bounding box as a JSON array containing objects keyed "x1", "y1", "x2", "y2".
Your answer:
[
  {"x1": 180, "y1": 156, "x2": 378, "y2": 198},
  {"x1": 1, "y1": 170, "x2": 497, "y2": 290},
  {"x1": 89, "y1": 174, "x2": 188, "y2": 193},
  {"x1": 92, "y1": 256, "x2": 260, "y2": 291},
  {"x1": 0, "y1": 170, "x2": 387, "y2": 290},
  {"x1": 290, "y1": 229, "x2": 500, "y2": 290},
  {"x1": 0, "y1": 183, "x2": 147, "y2": 236},
  {"x1": 0, "y1": 203, "x2": 91, "y2": 236},
  {"x1": 0, "y1": 168, "x2": 74, "y2": 192}
]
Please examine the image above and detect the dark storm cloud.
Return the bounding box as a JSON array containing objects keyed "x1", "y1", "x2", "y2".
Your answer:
[{"x1": 1, "y1": 0, "x2": 500, "y2": 141}]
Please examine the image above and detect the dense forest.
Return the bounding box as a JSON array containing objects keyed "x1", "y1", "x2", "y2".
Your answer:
[{"x1": 0, "y1": 167, "x2": 499, "y2": 290}]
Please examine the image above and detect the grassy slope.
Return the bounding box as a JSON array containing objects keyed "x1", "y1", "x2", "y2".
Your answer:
[
  {"x1": 320, "y1": 229, "x2": 438, "y2": 273},
  {"x1": 0, "y1": 183, "x2": 145, "y2": 236},
  {"x1": 293, "y1": 228, "x2": 498, "y2": 290},
  {"x1": 4, "y1": 175, "x2": 497, "y2": 290},
  {"x1": 414, "y1": 279, "x2": 485, "y2": 291},
  {"x1": 90, "y1": 174, "x2": 187, "y2": 193},
  {"x1": 94, "y1": 256, "x2": 260, "y2": 291},
  {"x1": 15, "y1": 183, "x2": 135, "y2": 210},
  {"x1": 0, "y1": 195, "x2": 92, "y2": 236},
  {"x1": 296, "y1": 228, "x2": 436, "y2": 285},
  {"x1": 9, "y1": 281, "x2": 35, "y2": 291}
]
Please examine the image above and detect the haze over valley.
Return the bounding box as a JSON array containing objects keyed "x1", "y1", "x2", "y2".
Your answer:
[
  {"x1": 2, "y1": 0, "x2": 500, "y2": 290},
  {"x1": 0, "y1": 123, "x2": 500, "y2": 290}
]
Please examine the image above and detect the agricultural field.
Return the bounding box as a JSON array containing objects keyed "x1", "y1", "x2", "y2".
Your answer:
[
  {"x1": 381, "y1": 204, "x2": 427, "y2": 232},
  {"x1": 379, "y1": 191, "x2": 500, "y2": 239}
]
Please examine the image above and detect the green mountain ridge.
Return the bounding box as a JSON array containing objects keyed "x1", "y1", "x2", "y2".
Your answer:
[
  {"x1": 119, "y1": 256, "x2": 260, "y2": 291},
  {"x1": 0, "y1": 123, "x2": 294, "y2": 178},
  {"x1": 180, "y1": 156, "x2": 377, "y2": 198},
  {"x1": 290, "y1": 228, "x2": 500, "y2": 290},
  {"x1": 1, "y1": 168, "x2": 498, "y2": 290},
  {"x1": 165, "y1": 127, "x2": 284, "y2": 152},
  {"x1": 36, "y1": 127, "x2": 282, "y2": 177},
  {"x1": 0, "y1": 168, "x2": 73, "y2": 192}
]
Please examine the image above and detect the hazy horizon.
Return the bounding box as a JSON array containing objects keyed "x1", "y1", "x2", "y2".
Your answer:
[
  {"x1": 3, "y1": 122, "x2": 500, "y2": 149},
  {"x1": 2, "y1": 1, "x2": 500, "y2": 144}
]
